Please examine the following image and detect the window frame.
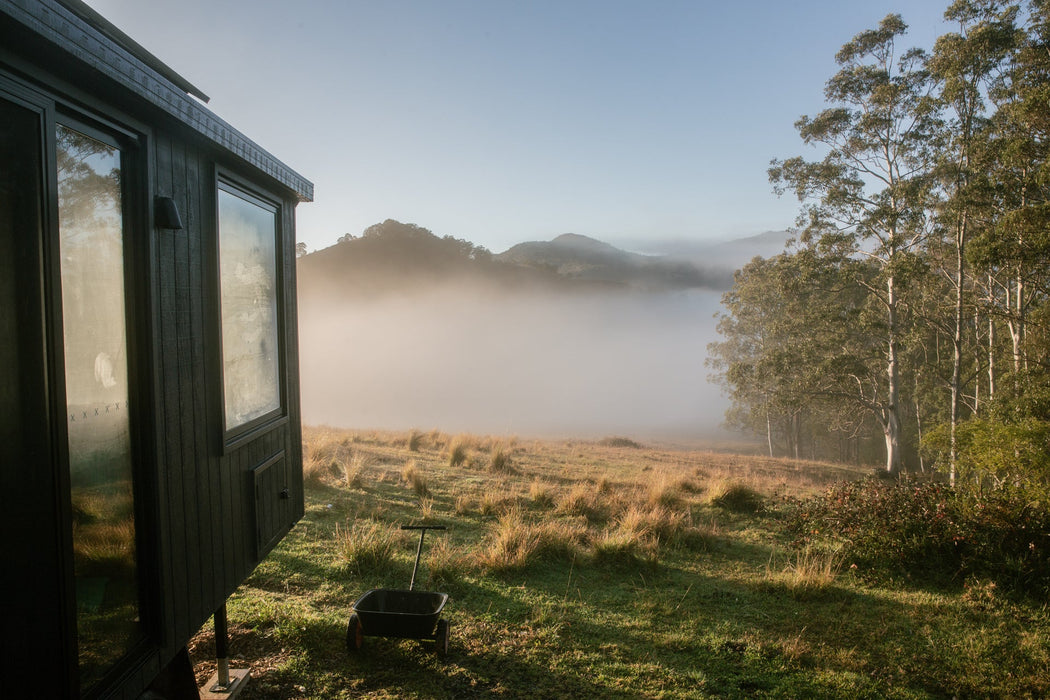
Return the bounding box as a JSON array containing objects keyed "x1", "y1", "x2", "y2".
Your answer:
[
  {"x1": 48, "y1": 102, "x2": 160, "y2": 698},
  {"x1": 213, "y1": 171, "x2": 289, "y2": 452}
]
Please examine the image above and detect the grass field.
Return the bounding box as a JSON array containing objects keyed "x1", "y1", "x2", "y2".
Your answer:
[{"x1": 189, "y1": 428, "x2": 1050, "y2": 699}]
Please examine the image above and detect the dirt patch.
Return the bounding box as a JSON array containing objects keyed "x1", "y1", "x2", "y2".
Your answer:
[{"x1": 188, "y1": 622, "x2": 296, "y2": 697}]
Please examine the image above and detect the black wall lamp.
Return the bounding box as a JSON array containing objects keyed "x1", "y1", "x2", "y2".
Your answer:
[{"x1": 154, "y1": 196, "x2": 184, "y2": 230}]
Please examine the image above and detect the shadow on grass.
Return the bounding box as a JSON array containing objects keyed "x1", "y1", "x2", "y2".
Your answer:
[
  {"x1": 466, "y1": 561, "x2": 962, "y2": 699},
  {"x1": 224, "y1": 549, "x2": 1048, "y2": 700}
]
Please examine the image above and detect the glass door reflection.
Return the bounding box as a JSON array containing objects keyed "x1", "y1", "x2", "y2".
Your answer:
[{"x1": 56, "y1": 123, "x2": 143, "y2": 693}]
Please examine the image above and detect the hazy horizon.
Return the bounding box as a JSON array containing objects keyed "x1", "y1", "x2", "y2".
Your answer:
[{"x1": 299, "y1": 283, "x2": 738, "y2": 442}]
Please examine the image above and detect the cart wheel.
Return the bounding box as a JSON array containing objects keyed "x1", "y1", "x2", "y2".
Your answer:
[
  {"x1": 346, "y1": 613, "x2": 363, "y2": 652},
  {"x1": 435, "y1": 618, "x2": 450, "y2": 657}
]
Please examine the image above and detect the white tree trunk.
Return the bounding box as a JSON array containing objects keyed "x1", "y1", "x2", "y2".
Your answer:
[{"x1": 885, "y1": 274, "x2": 903, "y2": 474}]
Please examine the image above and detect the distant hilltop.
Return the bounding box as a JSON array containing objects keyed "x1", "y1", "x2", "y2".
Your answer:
[{"x1": 297, "y1": 220, "x2": 789, "y2": 301}]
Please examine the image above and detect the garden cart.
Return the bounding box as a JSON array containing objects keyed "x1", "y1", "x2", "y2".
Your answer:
[{"x1": 346, "y1": 524, "x2": 450, "y2": 656}]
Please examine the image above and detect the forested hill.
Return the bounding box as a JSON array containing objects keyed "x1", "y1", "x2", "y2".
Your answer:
[
  {"x1": 497, "y1": 233, "x2": 734, "y2": 290},
  {"x1": 297, "y1": 219, "x2": 735, "y2": 300}
]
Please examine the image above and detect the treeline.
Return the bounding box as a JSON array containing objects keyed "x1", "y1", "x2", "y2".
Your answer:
[{"x1": 709, "y1": 1, "x2": 1050, "y2": 488}]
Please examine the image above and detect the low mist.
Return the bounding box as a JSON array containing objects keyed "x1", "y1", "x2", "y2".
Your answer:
[{"x1": 298, "y1": 285, "x2": 730, "y2": 440}]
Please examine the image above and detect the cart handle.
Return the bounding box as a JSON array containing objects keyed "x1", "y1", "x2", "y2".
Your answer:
[{"x1": 402, "y1": 525, "x2": 447, "y2": 590}]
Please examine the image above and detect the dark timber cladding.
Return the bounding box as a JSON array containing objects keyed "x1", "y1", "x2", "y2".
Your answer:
[{"x1": 0, "y1": 1, "x2": 312, "y2": 698}]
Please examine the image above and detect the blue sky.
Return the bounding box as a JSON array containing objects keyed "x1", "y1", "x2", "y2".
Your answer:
[{"x1": 86, "y1": 0, "x2": 956, "y2": 254}]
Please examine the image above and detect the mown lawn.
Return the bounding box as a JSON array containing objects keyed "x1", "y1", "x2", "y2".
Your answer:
[{"x1": 189, "y1": 428, "x2": 1050, "y2": 699}]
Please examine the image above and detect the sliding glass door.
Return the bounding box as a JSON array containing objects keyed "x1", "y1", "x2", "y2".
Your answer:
[{"x1": 55, "y1": 121, "x2": 145, "y2": 693}]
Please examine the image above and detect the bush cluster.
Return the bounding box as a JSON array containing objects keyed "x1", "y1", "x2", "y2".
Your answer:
[{"x1": 785, "y1": 478, "x2": 1050, "y2": 597}]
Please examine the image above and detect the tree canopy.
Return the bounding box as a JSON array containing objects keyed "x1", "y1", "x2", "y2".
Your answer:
[{"x1": 711, "y1": 0, "x2": 1050, "y2": 490}]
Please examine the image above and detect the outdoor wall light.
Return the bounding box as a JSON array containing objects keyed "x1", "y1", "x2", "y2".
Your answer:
[{"x1": 154, "y1": 196, "x2": 184, "y2": 230}]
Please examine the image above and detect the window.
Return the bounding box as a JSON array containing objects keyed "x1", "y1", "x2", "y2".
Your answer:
[
  {"x1": 56, "y1": 121, "x2": 145, "y2": 693},
  {"x1": 217, "y1": 181, "x2": 282, "y2": 437}
]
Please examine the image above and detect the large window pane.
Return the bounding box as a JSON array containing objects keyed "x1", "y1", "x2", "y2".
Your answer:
[
  {"x1": 218, "y1": 185, "x2": 281, "y2": 430},
  {"x1": 56, "y1": 123, "x2": 142, "y2": 693}
]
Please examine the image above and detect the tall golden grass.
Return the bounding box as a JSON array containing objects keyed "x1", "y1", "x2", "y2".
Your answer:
[
  {"x1": 301, "y1": 427, "x2": 867, "y2": 578},
  {"x1": 334, "y1": 519, "x2": 403, "y2": 576}
]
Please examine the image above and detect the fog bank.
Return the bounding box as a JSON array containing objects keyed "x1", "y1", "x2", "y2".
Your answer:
[{"x1": 298, "y1": 286, "x2": 729, "y2": 440}]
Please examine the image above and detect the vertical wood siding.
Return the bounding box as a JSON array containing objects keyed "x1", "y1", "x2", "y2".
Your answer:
[{"x1": 151, "y1": 130, "x2": 304, "y2": 665}]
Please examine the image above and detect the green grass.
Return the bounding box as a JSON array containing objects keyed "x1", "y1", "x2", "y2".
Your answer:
[{"x1": 189, "y1": 428, "x2": 1050, "y2": 699}]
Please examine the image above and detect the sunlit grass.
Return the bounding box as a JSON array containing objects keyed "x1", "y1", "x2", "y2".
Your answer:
[
  {"x1": 333, "y1": 518, "x2": 402, "y2": 577},
  {"x1": 209, "y1": 426, "x2": 1050, "y2": 700}
]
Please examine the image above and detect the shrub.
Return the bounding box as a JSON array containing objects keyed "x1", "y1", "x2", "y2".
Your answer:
[
  {"x1": 407, "y1": 430, "x2": 423, "y2": 452},
  {"x1": 924, "y1": 418, "x2": 1050, "y2": 492},
  {"x1": 709, "y1": 482, "x2": 765, "y2": 513},
  {"x1": 785, "y1": 478, "x2": 1050, "y2": 596},
  {"x1": 786, "y1": 478, "x2": 964, "y2": 581},
  {"x1": 599, "y1": 436, "x2": 643, "y2": 449}
]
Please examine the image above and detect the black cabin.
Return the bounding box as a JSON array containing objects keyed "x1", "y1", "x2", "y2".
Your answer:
[{"x1": 0, "y1": 1, "x2": 311, "y2": 697}]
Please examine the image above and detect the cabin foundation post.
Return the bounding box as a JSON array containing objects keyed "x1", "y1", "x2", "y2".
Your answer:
[{"x1": 200, "y1": 604, "x2": 251, "y2": 699}]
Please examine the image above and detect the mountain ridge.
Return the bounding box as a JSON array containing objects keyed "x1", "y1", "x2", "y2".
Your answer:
[{"x1": 298, "y1": 220, "x2": 787, "y2": 301}]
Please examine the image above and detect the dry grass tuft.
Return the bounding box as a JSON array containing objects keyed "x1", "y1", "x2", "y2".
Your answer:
[
  {"x1": 74, "y1": 519, "x2": 136, "y2": 571},
  {"x1": 618, "y1": 503, "x2": 687, "y2": 545},
  {"x1": 334, "y1": 519, "x2": 402, "y2": 576},
  {"x1": 302, "y1": 456, "x2": 336, "y2": 485},
  {"x1": 418, "y1": 497, "x2": 435, "y2": 520},
  {"x1": 528, "y1": 478, "x2": 555, "y2": 508},
  {"x1": 422, "y1": 536, "x2": 463, "y2": 586},
  {"x1": 592, "y1": 529, "x2": 659, "y2": 568},
  {"x1": 401, "y1": 460, "x2": 429, "y2": 497},
  {"x1": 557, "y1": 482, "x2": 611, "y2": 522},
  {"x1": 447, "y1": 435, "x2": 471, "y2": 468},
  {"x1": 488, "y1": 444, "x2": 515, "y2": 474},
  {"x1": 766, "y1": 545, "x2": 841, "y2": 596},
  {"x1": 647, "y1": 472, "x2": 685, "y2": 508},
  {"x1": 455, "y1": 487, "x2": 519, "y2": 516},
  {"x1": 478, "y1": 509, "x2": 583, "y2": 572},
  {"x1": 338, "y1": 451, "x2": 371, "y2": 488},
  {"x1": 479, "y1": 489, "x2": 518, "y2": 516},
  {"x1": 454, "y1": 493, "x2": 473, "y2": 516}
]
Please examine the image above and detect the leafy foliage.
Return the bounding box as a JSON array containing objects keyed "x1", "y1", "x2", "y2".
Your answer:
[
  {"x1": 786, "y1": 477, "x2": 1050, "y2": 596},
  {"x1": 713, "y1": 2, "x2": 1050, "y2": 480}
]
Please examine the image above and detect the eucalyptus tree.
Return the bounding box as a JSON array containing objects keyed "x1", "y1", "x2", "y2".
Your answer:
[
  {"x1": 928, "y1": 0, "x2": 1020, "y2": 483},
  {"x1": 769, "y1": 15, "x2": 940, "y2": 473},
  {"x1": 973, "y1": 0, "x2": 1050, "y2": 387},
  {"x1": 709, "y1": 245, "x2": 882, "y2": 462},
  {"x1": 709, "y1": 253, "x2": 821, "y2": 458}
]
